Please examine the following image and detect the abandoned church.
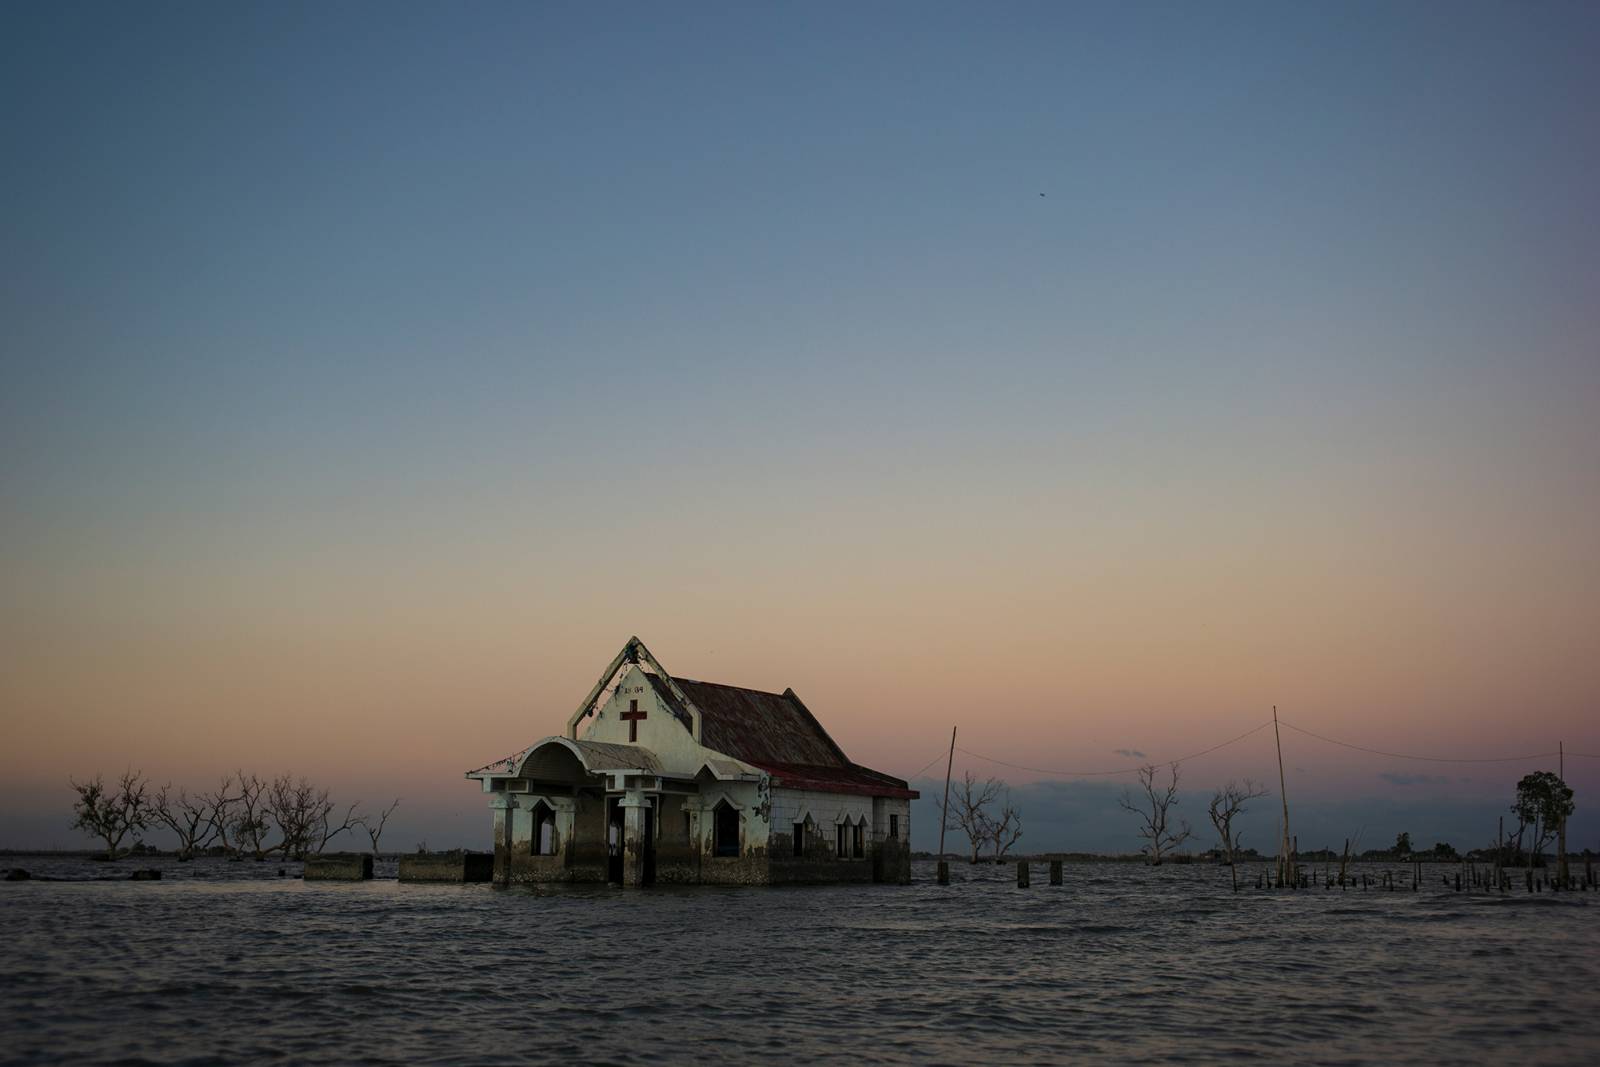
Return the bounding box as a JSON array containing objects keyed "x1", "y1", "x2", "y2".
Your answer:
[{"x1": 467, "y1": 637, "x2": 917, "y2": 886}]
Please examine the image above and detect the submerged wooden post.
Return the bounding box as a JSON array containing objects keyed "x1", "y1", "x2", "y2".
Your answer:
[
  {"x1": 1016, "y1": 860, "x2": 1030, "y2": 888},
  {"x1": 1050, "y1": 859, "x2": 1063, "y2": 886},
  {"x1": 937, "y1": 860, "x2": 949, "y2": 886}
]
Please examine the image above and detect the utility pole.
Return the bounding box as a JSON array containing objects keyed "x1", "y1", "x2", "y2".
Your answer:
[
  {"x1": 937, "y1": 727, "x2": 956, "y2": 886},
  {"x1": 1273, "y1": 706, "x2": 1291, "y2": 886},
  {"x1": 1558, "y1": 740, "x2": 1568, "y2": 886}
]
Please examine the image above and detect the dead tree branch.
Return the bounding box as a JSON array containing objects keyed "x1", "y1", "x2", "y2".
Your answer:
[
  {"x1": 1207, "y1": 779, "x2": 1268, "y2": 867},
  {"x1": 70, "y1": 770, "x2": 151, "y2": 860},
  {"x1": 355, "y1": 799, "x2": 401, "y2": 854},
  {"x1": 944, "y1": 772, "x2": 1002, "y2": 863},
  {"x1": 1119, "y1": 763, "x2": 1192, "y2": 865}
]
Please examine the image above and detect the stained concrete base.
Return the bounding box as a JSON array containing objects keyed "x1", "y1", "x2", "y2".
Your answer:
[
  {"x1": 304, "y1": 853, "x2": 374, "y2": 881},
  {"x1": 399, "y1": 852, "x2": 494, "y2": 883}
]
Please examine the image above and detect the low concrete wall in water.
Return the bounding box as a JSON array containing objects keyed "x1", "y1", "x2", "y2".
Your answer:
[
  {"x1": 399, "y1": 852, "x2": 494, "y2": 883},
  {"x1": 304, "y1": 854, "x2": 374, "y2": 881}
]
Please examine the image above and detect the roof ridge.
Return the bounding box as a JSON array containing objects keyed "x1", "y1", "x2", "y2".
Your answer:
[{"x1": 672, "y1": 675, "x2": 786, "y2": 697}]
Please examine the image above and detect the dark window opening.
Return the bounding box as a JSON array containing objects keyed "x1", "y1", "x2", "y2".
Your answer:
[
  {"x1": 852, "y1": 821, "x2": 865, "y2": 859},
  {"x1": 836, "y1": 823, "x2": 848, "y2": 859},
  {"x1": 533, "y1": 804, "x2": 556, "y2": 856},
  {"x1": 889, "y1": 814, "x2": 899, "y2": 839},
  {"x1": 714, "y1": 802, "x2": 740, "y2": 857},
  {"x1": 793, "y1": 822, "x2": 805, "y2": 857}
]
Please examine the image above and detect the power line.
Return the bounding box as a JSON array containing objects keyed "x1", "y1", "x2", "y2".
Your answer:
[
  {"x1": 919, "y1": 716, "x2": 1595, "y2": 783},
  {"x1": 956, "y1": 720, "x2": 1273, "y2": 779},
  {"x1": 900, "y1": 748, "x2": 953, "y2": 783},
  {"x1": 1277, "y1": 718, "x2": 1561, "y2": 763}
]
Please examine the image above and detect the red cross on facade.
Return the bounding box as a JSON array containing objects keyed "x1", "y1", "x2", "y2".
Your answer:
[{"x1": 621, "y1": 698, "x2": 647, "y2": 742}]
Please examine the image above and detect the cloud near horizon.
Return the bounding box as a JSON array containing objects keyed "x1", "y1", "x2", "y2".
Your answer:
[{"x1": 1379, "y1": 772, "x2": 1455, "y2": 788}]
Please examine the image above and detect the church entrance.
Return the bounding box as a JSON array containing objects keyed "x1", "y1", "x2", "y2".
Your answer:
[
  {"x1": 607, "y1": 799, "x2": 624, "y2": 884},
  {"x1": 604, "y1": 796, "x2": 657, "y2": 886}
]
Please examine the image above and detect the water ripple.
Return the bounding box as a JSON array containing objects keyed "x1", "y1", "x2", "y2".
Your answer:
[{"x1": 1, "y1": 858, "x2": 1597, "y2": 1065}]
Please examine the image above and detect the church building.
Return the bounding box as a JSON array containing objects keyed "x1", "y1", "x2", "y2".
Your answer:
[{"x1": 467, "y1": 637, "x2": 917, "y2": 887}]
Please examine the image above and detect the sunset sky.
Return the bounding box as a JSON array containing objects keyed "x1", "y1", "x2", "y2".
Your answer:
[{"x1": 3, "y1": 2, "x2": 1597, "y2": 852}]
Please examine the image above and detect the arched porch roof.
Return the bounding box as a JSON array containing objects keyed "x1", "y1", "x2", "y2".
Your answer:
[{"x1": 465, "y1": 736, "x2": 665, "y2": 784}]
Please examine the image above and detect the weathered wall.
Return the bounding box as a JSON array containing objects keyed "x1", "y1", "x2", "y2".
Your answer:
[
  {"x1": 872, "y1": 797, "x2": 912, "y2": 884},
  {"x1": 568, "y1": 791, "x2": 608, "y2": 881},
  {"x1": 653, "y1": 792, "x2": 701, "y2": 884},
  {"x1": 694, "y1": 779, "x2": 772, "y2": 885},
  {"x1": 766, "y1": 786, "x2": 875, "y2": 884},
  {"x1": 504, "y1": 792, "x2": 608, "y2": 884}
]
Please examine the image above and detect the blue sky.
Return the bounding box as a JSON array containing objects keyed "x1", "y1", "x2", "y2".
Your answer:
[{"x1": 2, "y1": 2, "x2": 1597, "y2": 852}]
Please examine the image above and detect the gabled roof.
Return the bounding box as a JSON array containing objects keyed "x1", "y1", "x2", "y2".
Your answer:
[{"x1": 671, "y1": 676, "x2": 917, "y2": 799}]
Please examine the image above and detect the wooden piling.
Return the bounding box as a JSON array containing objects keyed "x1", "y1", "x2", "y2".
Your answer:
[
  {"x1": 1050, "y1": 860, "x2": 1063, "y2": 886},
  {"x1": 1017, "y1": 860, "x2": 1030, "y2": 888},
  {"x1": 937, "y1": 860, "x2": 949, "y2": 886}
]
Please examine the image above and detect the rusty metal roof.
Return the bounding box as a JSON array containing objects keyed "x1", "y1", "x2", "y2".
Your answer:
[
  {"x1": 672, "y1": 677, "x2": 915, "y2": 799},
  {"x1": 756, "y1": 761, "x2": 919, "y2": 800},
  {"x1": 674, "y1": 678, "x2": 846, "y2": 768}
]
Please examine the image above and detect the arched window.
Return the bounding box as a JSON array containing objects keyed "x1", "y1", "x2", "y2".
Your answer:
[
  {"x1": 713, "y1": 801, "x2": 740, "y2": 857},
  {"x1": 852, "y1": 818, "x2": 865, "y2": 859},
  {"x1": 533, "y1": 803, "x2": 557, "y2": 856},
  {"x1": 836, "y1": 821, "x2": 849, "y2": 859}
]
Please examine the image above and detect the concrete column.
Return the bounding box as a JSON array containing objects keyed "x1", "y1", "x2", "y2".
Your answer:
[
  {"x1": 621, "y1": 791, "x2": 649, "y2": 888},
  {"x1": 488, "y1": 794, "x2": 513, "y2": 886}
]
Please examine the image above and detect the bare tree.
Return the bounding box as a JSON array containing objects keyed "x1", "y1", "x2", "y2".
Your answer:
[
  {"x1": 232, "y1": 772, "x2": 276, "y2": 860},
  {"x1": 314, "y1": 798, "x2": 362, "y2": 855},
  {"x1": 356, "y1": 799, "x2": 401, "y2": 854},
  {"x1": 944, "y1": 772, "x2": 1002, "y2": 863},
  {"x1": 264, "y1": 775, "x2": 317, "y2": 858},
  {"x1": 263, "y1": 775, "x2": 361, "y2": 858},
  {"x1": 1119, "y1": 763, "x2": 1192, "y2": 865},
  {"x1": 70, "y1": 771, "x2": 151, "y2": 860},
  {"x1": 152, "y1": 783, "x2": 230, "y2": 860},
  {"x1": 989, "y1": 793, "x2": 1024, "y2": 862},
  {"x1": 198, "y1": 776, "x2": 240, "y2": 857},
  {"x1": 1207, "y1": 779, "x2": 1268, "y2": 867}
]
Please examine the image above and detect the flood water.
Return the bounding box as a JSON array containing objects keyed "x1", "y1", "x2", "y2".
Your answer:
[{"x1": 2, "y1": 857, "x2": 1597, "y2": 1065}]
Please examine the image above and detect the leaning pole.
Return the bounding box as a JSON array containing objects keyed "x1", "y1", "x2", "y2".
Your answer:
[
  {"x1": 937, "y1": 726, "x2": 956, "y2": 885},
  {"x1": 1273, "y1": 706, "x2": 1291, "y2": 886}
]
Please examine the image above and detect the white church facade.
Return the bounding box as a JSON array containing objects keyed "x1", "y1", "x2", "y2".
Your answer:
[{"x1": 467, "y1": 637, "x2": 916, "y2": 887}]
